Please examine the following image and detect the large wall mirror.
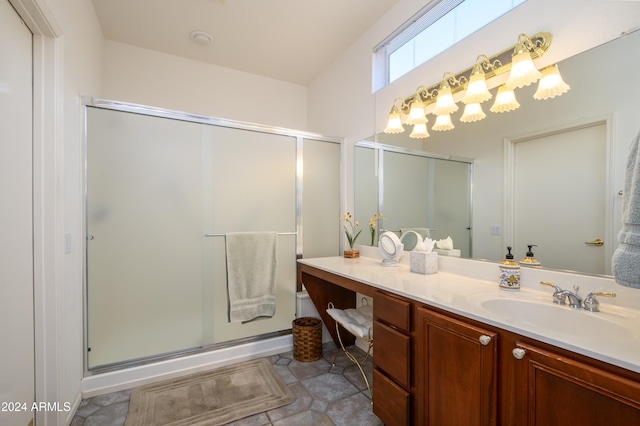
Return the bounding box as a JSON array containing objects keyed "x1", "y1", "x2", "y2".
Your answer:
[
  {"x1": 360, "y1": 29, "x2": 640, "y2": 277},
  {"x1": 354, "y1": 142, "x2": 472, "y2": 258}
]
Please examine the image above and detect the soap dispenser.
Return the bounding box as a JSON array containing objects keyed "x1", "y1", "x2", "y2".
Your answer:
[
  {"x1": 499, "y1": 246, "x2": 521, "y2": 290},
  {"x1": 520, "y1": 244, "x2": 541, "y2": 266}
]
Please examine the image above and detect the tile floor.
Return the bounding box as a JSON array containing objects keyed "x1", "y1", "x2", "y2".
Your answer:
[{"x1": 71, "y1": 343, "x2": 382, "y2": 425}]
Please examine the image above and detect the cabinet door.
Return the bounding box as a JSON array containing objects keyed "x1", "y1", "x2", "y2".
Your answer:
[
  {"x1": 513, "y1": 342, "x2": 640, "y2": 425},
  {"x1": 416, "y1": 307, "x2": 498, "y2": 426}
]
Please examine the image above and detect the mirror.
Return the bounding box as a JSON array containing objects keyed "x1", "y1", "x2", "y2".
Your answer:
[
  {"x1": 359, "y1": 29, "x2": 640, "y2": 276},
  {"x1": 355, "y1": 142, "x2": 472, "y2": 256},
  {"x1": 379, "y1": 231, "x2": 404, "y2": 267}
]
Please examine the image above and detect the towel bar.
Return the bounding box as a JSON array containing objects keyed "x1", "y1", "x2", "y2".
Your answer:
[{"x1": 204, "y1": 232, "x2": 297, "y2": 237}]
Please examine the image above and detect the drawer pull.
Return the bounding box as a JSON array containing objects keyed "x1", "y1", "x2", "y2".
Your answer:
[
  {"x1": 512, "y1": 348, "x2": 526, "y2": 360},
  {"x1": 479, "y1": 335, "x2": 492, "y2": 346}
]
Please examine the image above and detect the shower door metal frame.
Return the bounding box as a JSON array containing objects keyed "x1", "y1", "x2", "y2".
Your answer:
[{"x1": 81, "y1": 97, "x2": 343, "y2": 375}]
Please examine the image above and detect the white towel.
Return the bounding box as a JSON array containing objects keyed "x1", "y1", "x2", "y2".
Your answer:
[
  {"x1": 326, "y1": 305, "x2": 373, "y2": 339},
  {"x1": 612, "y1": 130, "x2": 640, "y2": 288},
  {"x1": 226, "y1": 232, "x2": 278, "y2": 322}
]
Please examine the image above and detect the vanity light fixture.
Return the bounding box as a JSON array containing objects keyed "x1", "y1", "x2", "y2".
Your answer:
[
  {"x1": 505, "y1": 34, "x2": 544, "y2": 89},
  {"x1": 459, "y1": 102, "x2": 486, "y2": 123},
  {"x1": 461, "y1": 57, "x2": 494, "y2": 104},
  {"x1": 383, "y1": 98, "x2": 407, "y2": 134},
  {"x1": 383, "y1": 32, "x2": 569, "y2": 138},
  {"x1": 490, "y1": 85, "x2": 520, "y2": 113},
  {"x1": 432, "y1": 113, "x2": 455, "y2": 131},
  {"x1": 533, "y1": 64, "x2": 571, "y2": 100},
  {"x1": 410, "y1": 122, "x2": 430, "y2": 138},
  {"x1": 405, "y1": 87, "x2": 430, "y2": 125},
  {"x1": 433, "y1": 73, "x2": 462, "y2": 115}
]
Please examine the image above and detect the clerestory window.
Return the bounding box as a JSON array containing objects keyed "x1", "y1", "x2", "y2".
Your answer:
[{"x1": 373, "y1": 0, "x2": 527, "y2": 91}]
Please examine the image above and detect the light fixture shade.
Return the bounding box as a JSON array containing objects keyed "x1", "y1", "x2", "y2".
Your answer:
[
  {"x1": 462, "y1": 69, "x2": 492, "y2": 104},
  {"x1": 406, "y1": 100, "x2": 428, "y2": 125},
  {"x1": 533, "y1": 64, "x2": 570, "y2": 100},
  {"x1": 433, "y1": 81, "x2": 459, "y2": 115},
  {"x1": 490, "y1": 85, "x2": 520, "y2": 113},
  {"x1": 432, "y1": 114, "x2": 455, "y2": 131},
  {"x1": 460, "y1": 103, "x2": 486, "y2": 123},
  {"x1": 384, "y1": 111, "x2": 405, "y2": 134},
  {"x1": 505, "y1": 51, "x2": 542, "y2": 89},
  {"x1": 409, "y1": 123, "x2": 430, "y2": 139}
]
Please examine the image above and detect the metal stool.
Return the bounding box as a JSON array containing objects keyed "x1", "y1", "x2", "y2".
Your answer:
[{"x1": 326, "y1": 299, "x2": 373, "y2": 401}]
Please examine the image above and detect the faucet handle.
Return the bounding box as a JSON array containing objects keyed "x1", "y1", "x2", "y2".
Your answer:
[
  {"x1": 540, "y1": 281, "x2": 562, "y2": 292},
  {"x1": 583, "y1": 291, "x2": 616, "y2": 312},
  {"x1": 540, "y1": 281, "x2": 567, "y2": 304}
]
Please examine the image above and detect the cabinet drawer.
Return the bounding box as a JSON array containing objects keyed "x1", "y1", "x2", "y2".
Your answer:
[
  {"x1": 373, "y1": 368, "x2": 410, "y2": 426},
  {"x1": 373, "y1": 320, "x2": 410, "y2": 388},
  {"x1": 374, "y1": 290, "x2": 411, "y2": 333}
]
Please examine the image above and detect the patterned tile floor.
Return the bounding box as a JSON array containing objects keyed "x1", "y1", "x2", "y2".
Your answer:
[{"x1": 71, "y1": 343, "x2": 382, "y2": 425}]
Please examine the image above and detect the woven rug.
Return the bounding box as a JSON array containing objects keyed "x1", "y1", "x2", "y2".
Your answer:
[{"x1": 125, "y1": 358, "x2": 295, "y2": 425}]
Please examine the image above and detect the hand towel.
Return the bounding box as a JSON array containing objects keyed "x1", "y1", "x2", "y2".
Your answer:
[
  {"x1": 612, "y1": 130, "x2": 640, "y2": 288},
  {"x1": 226, "y1": 232, "x2": 278, "y2": 322}
]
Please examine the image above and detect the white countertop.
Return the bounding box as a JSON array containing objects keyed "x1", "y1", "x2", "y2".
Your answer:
[{"x1": 298, "y1": 251, "x2": 640, "y2": 374}]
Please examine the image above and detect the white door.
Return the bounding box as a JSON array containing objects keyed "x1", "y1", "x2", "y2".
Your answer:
[
  {"x1": 513, "y1": 123, "x2": 606, "y2": 274},
  {"x1": 0, "y1": 0, "x2": 35, "y2": 425}
]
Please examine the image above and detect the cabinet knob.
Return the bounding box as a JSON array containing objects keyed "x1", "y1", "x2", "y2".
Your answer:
[
  {"x1": 512, "y1": 348, "x2": 526, "y2": 360},
  {"x1": 479, "y1": 335, "x2": 492, "y2": 346}
]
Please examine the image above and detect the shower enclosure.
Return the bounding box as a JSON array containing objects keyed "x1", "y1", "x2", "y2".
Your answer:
[{"x1": 83, "y1": 99, "x2": 341, "y2": 371}]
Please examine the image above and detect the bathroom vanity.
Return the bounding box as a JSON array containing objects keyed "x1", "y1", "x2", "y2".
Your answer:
[{"x1": 298, "y1": 254, "x2": 640, "y2": 425}]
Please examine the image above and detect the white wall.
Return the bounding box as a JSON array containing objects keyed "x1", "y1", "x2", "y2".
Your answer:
[
  {"x1": 102, "y1": 41, "x2": 308, "y2": 130},
  {"x1": 307, "y1": 0, "x2": 640, "y2": 262}
]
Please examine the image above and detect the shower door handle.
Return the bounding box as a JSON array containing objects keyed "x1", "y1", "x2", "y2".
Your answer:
[{"x1": 584, "y1": 238, "x2": 603, "y2": 247}]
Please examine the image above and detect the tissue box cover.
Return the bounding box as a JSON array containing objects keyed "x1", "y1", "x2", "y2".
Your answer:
[{"x1": 410, "y1": 251, "x2": 438, "y2": 274}]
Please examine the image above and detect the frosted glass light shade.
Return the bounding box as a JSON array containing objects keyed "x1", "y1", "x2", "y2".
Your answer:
[
  {"x1": 505, "y1": 51, "x2": 542, "y2": 89},
  {"x1": 462, "y1": 72, "x2": 492, "y2": 104},
  {"x1": 384, "y1": 111, "x2": 405, "y2": 134},
  {"x1": 433, "y1": 87, "x2": 458, "y2": 115},
  {"x1": 490, "y1": 85, "x2": 520, "y2": 113},
  {"x1": 432, "y1": 114, "x2": 455, "y2": 131},
  {"x1": 460, "y1": 103, "x2": 486, "y2": 123},
  {"x1": 409, "y1": 123, "x2": 430, "y2": 139},
  {"x1": 533, "y1": 65, "x2": 571, "y2": 100},
  {"x1": 406, "y1": 100, "x2": 428, "y2": 125}
]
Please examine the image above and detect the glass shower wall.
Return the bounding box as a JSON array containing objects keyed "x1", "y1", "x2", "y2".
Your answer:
[
  {"x1": 86, "y1": 108, "x2": 208, "y2": 368},
  {"x1": 85, "y1": 101, "x2": 341, "y2": 370}
]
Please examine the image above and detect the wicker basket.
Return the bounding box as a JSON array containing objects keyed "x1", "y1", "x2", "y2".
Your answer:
[{"x1": 292, "y1": 317, "x2": 323, "y2": 362}]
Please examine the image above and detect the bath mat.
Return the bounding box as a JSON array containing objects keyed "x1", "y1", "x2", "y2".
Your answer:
[{"x1": 125, "y1": 358, "x2": 295, "y2": 425}]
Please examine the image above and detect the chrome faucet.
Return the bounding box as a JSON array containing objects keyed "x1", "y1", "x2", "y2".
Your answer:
[
  {"x1": 540, "y1": 281, "x2": 583, "y2": 309},
  {"x1": 583, "y1": 291, "x2": 617, "y2": 312}
]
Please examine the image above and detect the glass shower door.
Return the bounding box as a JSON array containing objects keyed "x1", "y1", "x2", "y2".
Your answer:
[{"x1": 86, "y1": 107, "x2": 210, "y2": 368}]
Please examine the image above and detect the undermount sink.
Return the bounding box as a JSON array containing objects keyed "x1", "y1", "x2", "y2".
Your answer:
[{"x1": 479, "y1": 298, "x2": 634, "y2": 340}]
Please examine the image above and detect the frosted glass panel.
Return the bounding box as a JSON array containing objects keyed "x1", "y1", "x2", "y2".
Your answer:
[
  {"x1": 302, "y1": 139, "x2": 341, "y2": 258},
  {"x1": 86, "y1": 108, "x2": 207, "y2": 367},
  {"x1": 207, "y1": 126, "x2": 297, "y2": 344},
  {"x1": 383, "y1": 151, "x2": 432, "y2": 235}
]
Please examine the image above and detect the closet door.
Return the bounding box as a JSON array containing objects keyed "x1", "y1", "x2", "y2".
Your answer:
[{"x1": 0, "y1": 0, "x2": 34, "y2": 424}]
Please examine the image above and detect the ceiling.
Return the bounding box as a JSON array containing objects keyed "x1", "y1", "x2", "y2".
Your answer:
[{"x1": 91, "y1": 0, "x2": 401, "y2": 86}]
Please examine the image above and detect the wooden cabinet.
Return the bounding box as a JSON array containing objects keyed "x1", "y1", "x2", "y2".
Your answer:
[
  {"x1": 372, "y1": 290, "x2": 412, "y2": 426},
  {"x1": 298, "y1": 263, "x2": 640, "y2": 426},
  {"x1": 415, "y1": 307, "x2": 498, "y2": 426},
  {"x1": 510, "y1": 341, "x2": 640, "y2": 425}
]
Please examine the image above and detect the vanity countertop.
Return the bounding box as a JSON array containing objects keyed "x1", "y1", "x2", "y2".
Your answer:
[{"x1": 298, "y1": 254, "x2": 640, "y2": 374}]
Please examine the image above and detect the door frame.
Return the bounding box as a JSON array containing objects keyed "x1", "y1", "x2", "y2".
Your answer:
[
  {"x1": 9, "y1": 0, "x2": 63, "y2": 424},
  {"x1": 503, "y1": 115, "x2": 616, "y2": 274}
]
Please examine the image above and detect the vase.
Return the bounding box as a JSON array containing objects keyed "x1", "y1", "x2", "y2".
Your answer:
[{"x1": 344, "y1": 249, "x2": 360, "y2": 258}]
